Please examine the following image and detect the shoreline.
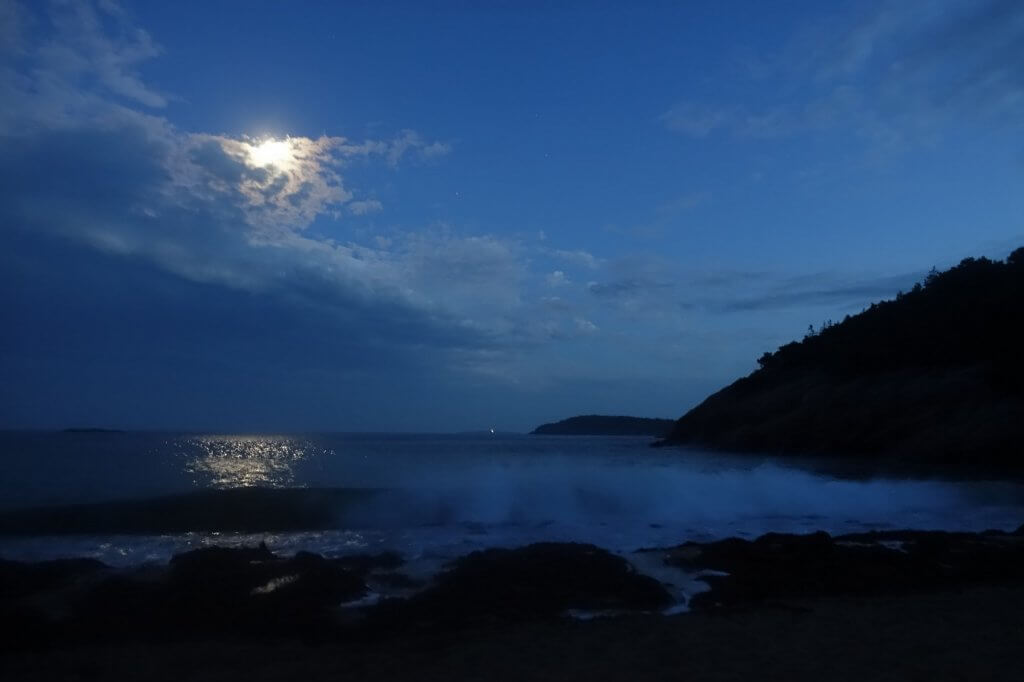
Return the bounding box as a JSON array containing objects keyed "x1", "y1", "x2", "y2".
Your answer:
[{"x1": 4, "y1": 525, "x2": 1023, "y2": 646}]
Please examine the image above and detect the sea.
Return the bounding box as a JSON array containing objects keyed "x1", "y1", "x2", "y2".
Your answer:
[{"x1": 2, "y1": 430, "x2": 1024, "y2": 593}]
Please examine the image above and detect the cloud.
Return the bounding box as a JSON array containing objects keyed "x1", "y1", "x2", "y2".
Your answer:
[
  {"x1": 172, "y1": 133, "x2": 355, "y2": 238},
  {"x1": 394, "y1": 230, "x2": 526, "y2": 313},
  {"x1": 3, "y1": 0, "x2": 657, "y2": 407},
  {"x1": 888, "y1": 0, "x2": 1024, "y2": 123},
  {"x1": 656, "y1": 192, "x2": 710, "y2": 214},
  {"x1": 2, "y1": 1, "x2": 953, "y2": 429},
  {"x1": 539, "y1": 295, "x2": 571, "y2": 312},
  {"x1": 0, "y1": 0, "x2": 28, "y2": 56},
  {"x1": 348, "y1": 199, "x2": 383, "y2": 215},
  {"x1": 546, "y1": 270, "x2": 569, "y2": 287},
  {"x1": 661, "y1": 0, "x2": 1024, "y2": 157},
  {"x1": 0, "y1": 0, "x2": 523, "y2": 377},
  {"x1": 547, "y1": 248, "x2": 602, "y2": 269},
  {"x1": 606, "y1": 192, "x2": 711, "y2": 240},
  {"x1": 581, "y1": 254, "x2": 922, "y2": 319},
  {"x1": 587, "y1": 278, "x2": 671, "y2": 299},
  {"x1": 707, "y1": 272, "x2": 924, "y2": 313},
  {"x1": 0, "y1": 0, "x2": 169, "y2": 138},
  {"x1": 384, "y1": 129, "x2": 451, "y2": 167},
  {"x1": 660, "y1": 93, "x2": 839, "y2": 143},
  {"x1": 574, "y1": 317, "x2": 598, "y2": 334},
  {"x1": 45, "y1": 0, "x2": 167, "y2": 107},
  {"x1": 659, "y1": 102, "x2": 733, "y2": 138}
]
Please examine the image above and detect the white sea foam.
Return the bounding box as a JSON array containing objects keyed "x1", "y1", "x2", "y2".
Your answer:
[{"x1": 2, "y1": 434, "x2": 1023, "y2": 582}]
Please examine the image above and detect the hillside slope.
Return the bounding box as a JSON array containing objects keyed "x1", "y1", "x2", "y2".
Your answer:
[{"x1": 661, "y1": 248, "x2": 1024, "y2": 469}]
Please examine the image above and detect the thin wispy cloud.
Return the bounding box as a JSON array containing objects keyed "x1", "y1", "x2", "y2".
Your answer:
[{"x1": 661, "y1": 0, "x2": 1024, "y2": 159}]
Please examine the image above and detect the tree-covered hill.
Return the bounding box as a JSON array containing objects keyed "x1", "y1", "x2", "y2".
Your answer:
[{"x1": 661, "y1": 248, "x2": 1024, "y2": 469}]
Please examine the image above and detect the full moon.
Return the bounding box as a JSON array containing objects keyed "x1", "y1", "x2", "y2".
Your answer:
[{"x1": 248, "y1": 138, "x2": 292, "y2": 168}]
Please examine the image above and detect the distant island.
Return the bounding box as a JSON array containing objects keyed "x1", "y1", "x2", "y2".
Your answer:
[
  {"x1": 659, "y1": 247, "x2": 1024, "y2": 471},
  {"x1": 532, "y1": 415, "x2": 675, "y2": 437},
  {"x1": 61, "y1": 427, "x2": 126, "y2": 434}
]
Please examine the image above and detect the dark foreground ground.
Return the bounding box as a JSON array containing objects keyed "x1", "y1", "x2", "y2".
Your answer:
[
  {"x1": 4, "y1": 528, "x2": 1024, "y2": 680},
  {"x1": 4, "y1": 586, "x2": 1024, "y2": 681}
]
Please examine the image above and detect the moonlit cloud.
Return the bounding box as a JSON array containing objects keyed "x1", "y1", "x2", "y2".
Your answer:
[
  {"x1": 1, "y1": 3, "x2": 476, "y2": 308},
  {"x1": 173, "y1": 133, "x2": 352, "y2": 237},
  {"x1": 0, "y1": 0, "x2": 529, "y2": 393},
  {"x1": 4, "y1": 0, "x2": 1020, "y2": 431}
]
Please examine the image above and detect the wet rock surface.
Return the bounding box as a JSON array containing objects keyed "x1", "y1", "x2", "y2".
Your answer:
[
  {"x1": 0, "y1": 557, "x2": 107, "y2": 600},
  {"x1": 659, "y1": 529, "x2": 1024, "y2": 610},
  {"x1": 6, "y1": 529, "x2": 1024, "y2": 650},
  {"x1": 1, "y1": 544, "x2": 376, "y2": 647},
  {"x1": 161, "y1": 546, "x2": 368, "y2": 629},
  {"x1": 364, "y1": 542, "x2": 672, "y2": 631}
]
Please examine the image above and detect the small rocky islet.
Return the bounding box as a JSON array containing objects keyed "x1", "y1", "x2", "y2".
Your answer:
[{"x1": 530, "y1": 415, "x2": 676, "y2": 437}]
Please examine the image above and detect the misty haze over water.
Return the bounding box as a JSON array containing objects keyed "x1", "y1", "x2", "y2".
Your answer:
[{"x1": 2, "y1": 431, "x2": 1023, "y2": 568}]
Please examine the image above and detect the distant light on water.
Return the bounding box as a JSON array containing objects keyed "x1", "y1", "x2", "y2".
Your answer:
[{"x1": 181, "y1": 436, "x2": 325, "y2": 488}]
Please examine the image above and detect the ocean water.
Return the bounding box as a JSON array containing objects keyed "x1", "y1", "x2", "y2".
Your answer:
[{"x1": 2, "y1": 431, "x2": 1023, "y2": 575}]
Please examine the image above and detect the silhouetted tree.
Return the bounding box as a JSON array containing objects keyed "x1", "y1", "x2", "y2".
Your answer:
[
  {"x1": 745, "y1": 247, "x2": 1024, "y2": 381},
  {"x1": 1009, "y1": 247, "x2": 1024, "y2": 267}
]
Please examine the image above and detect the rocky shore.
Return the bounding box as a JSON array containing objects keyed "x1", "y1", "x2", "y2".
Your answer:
[
  {"x1": 4, "y1": 525, "x2": 1024, "y2": 653},
  {"x1": 5, "y1": 586, "x2": 1024, "y2": 681}
]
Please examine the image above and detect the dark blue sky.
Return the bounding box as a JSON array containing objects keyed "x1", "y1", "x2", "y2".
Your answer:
[{"x1": 2, "y1": 0, "x2": 1022, "y2": 431}]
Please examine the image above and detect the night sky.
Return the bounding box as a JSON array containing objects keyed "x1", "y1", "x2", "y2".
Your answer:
[{"x1": 2, "y1": 0, "x2": 1022, "y2": 432}]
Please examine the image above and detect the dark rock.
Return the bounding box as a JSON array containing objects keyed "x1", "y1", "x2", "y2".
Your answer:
[
  {"x1": 265, "y1": 551, "x2": 367, "y2": 608},
  {"x1": 665, "y1": 529, "x2": 1024, "y2": 610},
  {"x1": 0, "y1": 557, "x2": 107, "y2": 601},
  {"x1": 61, "y1": 546, "x2": 368, "y2": 640},
  {"x1": 367, "y1": 542, "x2": 671, "y2": 630},
  {"x1": 70, "y1": 573, "x2": 164, "y2": 631},
  {"x1": 167, "y1": 544, "x2": 280, "y2": 605},
  {"x1": 370, "y1": 572, "x2": 423, "y2": 590},
  {"x1": 166, "y1": 545, "x2": 365, "y2": 618},
  {"x1": 331, "y1": 551, "x2": 404, "y2": 576},
  {"x1": 0, "y1": 558, "x2": 109, "y2": 651}
]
